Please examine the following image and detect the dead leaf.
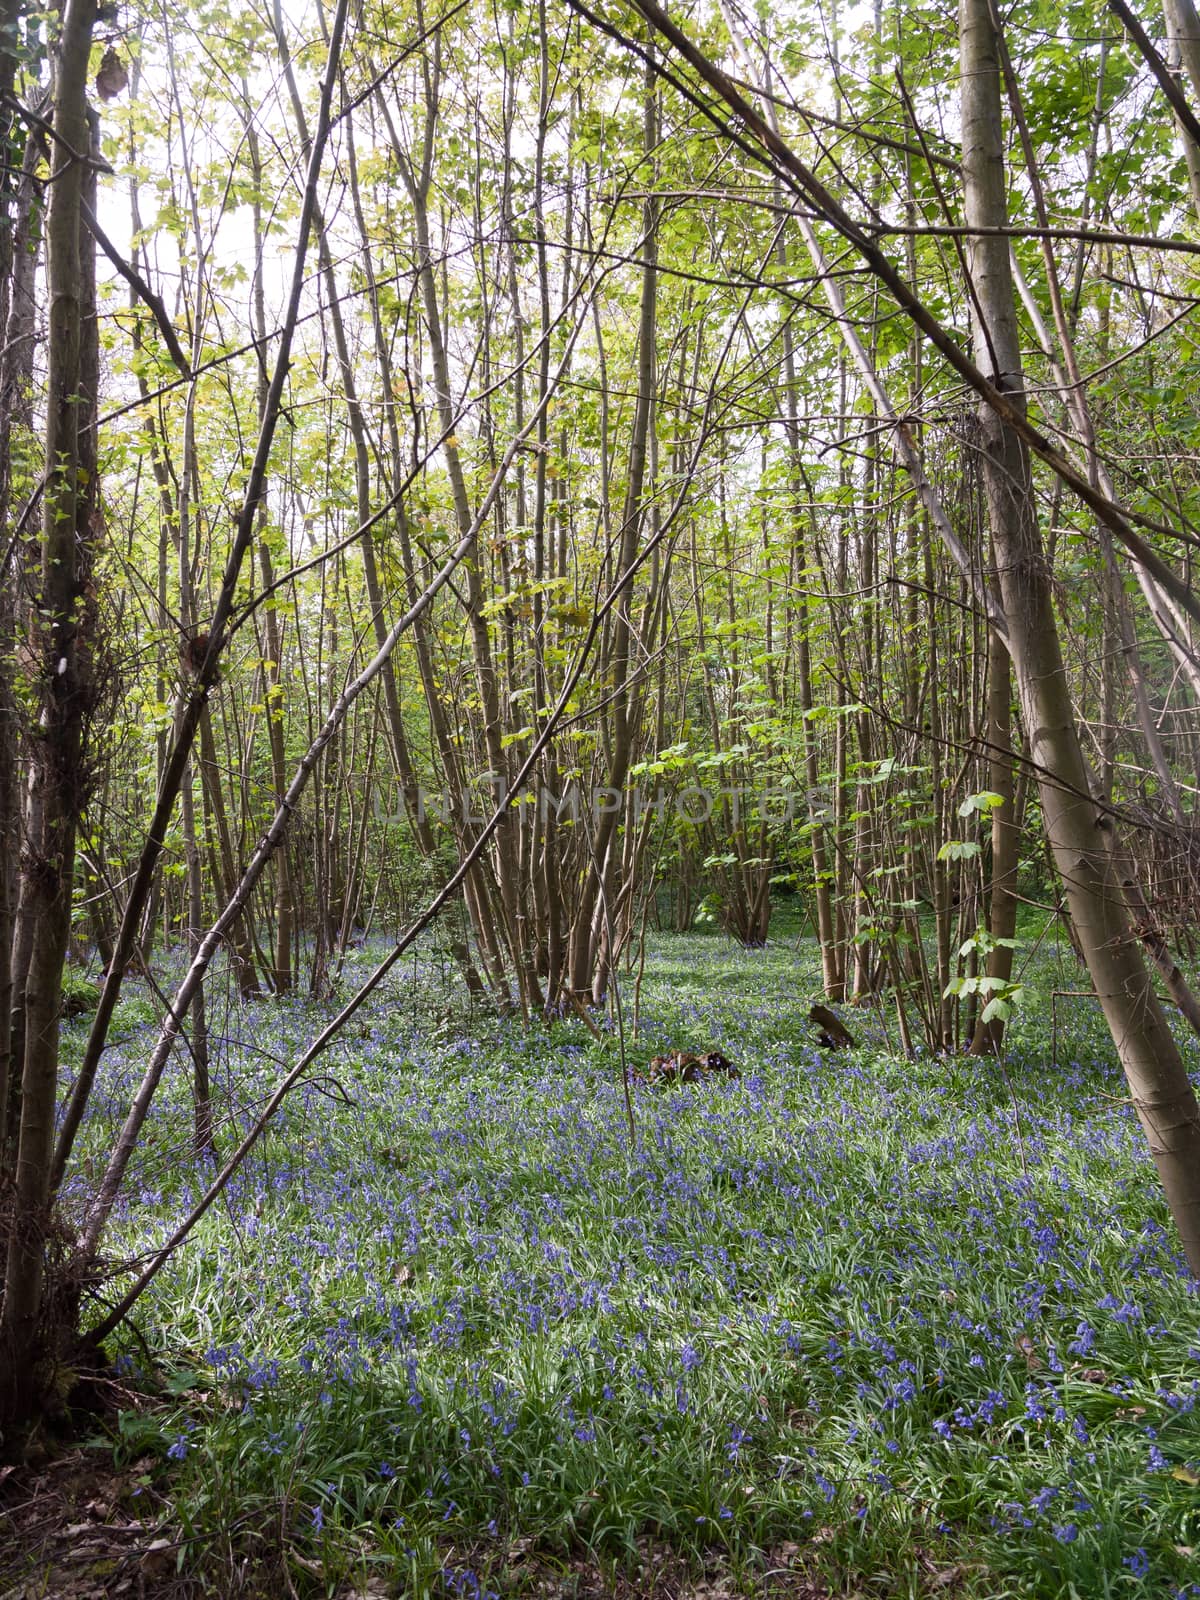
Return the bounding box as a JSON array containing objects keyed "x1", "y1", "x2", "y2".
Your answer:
[
  {"x1": 1015, "y1": 1332, "x2": 1042, "y2": 1372},
  {"x1": 95, "y1": 47, "x2": 128, "y2": 102},
  {"x1": 1172, "y1": 1465, "x2": 1200, "y2": 1487},
  {"x1": 139, "y1": 1538, "x2": 173, "y2": 1579},
  {"x1": 929, "y1": 1565, "x2": 969, "y2": 1589}
]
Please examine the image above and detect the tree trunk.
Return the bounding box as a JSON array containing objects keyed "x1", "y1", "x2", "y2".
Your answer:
[
  {"x1": 0, "y1": 100, "x2": 46, "y2": 1160},
  {"x1": 1162, "y1": 0, "x2": 1200, "y2": 220},
  {"x1": 0, "y1": 0, "x2": 99, "y2": 1427},
  {"x1": 197, "y1": 705, "x2": 260, "y2": 995},
  {"x1": 970, "y1": 635, "x2": 1020, "y2": 1054},
  {"x1": 960, "y1": 0, "x2": 1200, "y2": 1270},
  {"x1": 50, "y1": 0, "x2": 351, "y2": 1199},
  {"x1": 574, "y1": 43, "x2": 658, "y2": 1002}
]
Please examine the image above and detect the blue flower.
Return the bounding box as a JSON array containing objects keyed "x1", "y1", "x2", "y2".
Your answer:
[{"x1": 1067, "y1": 1322, "x2": 1094, "y2": 1357}]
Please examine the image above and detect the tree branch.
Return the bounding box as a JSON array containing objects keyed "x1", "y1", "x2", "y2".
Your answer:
[
  {"x1": 80, "y1": 198, "x2": 192, "y2": 378},
  {"x1": 574, "y1": 0, "x2": 1200, "y2": 630},
  {"x1": 1108, "y1": 0, "x2": 1200, "y2": 154}
]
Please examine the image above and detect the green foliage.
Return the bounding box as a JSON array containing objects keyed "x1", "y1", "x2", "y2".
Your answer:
[
  {"x1": 86, "y1": 931, "x2": 1200, "y2": 1598},
  {"x1": 945, "y1": 929, "x2": 1027, "y2": 1025}
]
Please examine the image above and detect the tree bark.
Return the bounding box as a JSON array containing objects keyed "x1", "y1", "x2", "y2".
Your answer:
[
  {"x1": 0, "y1": 0, "x2": 98, "y2": 1427},
  {"x1": 970, "y1": 635, "x2": 1020, "y2": 1054},
  {"x1": 0, "y1": 102, "x2": 47, "y2": 1160},
  {"x1": 959, "y1": 0, "x2": 1200, "y2": 1269},
  {"x1": 1162, "y1": 0, "x2": 1200, "y2": 220},
  {"x1": 572, "y1": 41, "x2": 658, "y2": 1002}
]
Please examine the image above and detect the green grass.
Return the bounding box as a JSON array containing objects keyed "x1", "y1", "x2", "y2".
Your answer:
[{"x1": 62, "y1": 927, "x2": 1200, "y2": 1597}]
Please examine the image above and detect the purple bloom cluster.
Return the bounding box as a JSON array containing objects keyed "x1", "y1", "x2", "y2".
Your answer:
[{"x1": 74, "y1": 937, "x2": 1200, "y2": 1591}]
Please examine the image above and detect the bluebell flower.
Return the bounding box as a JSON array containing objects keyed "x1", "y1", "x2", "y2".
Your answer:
[
  {"x1": 1067, "y1": 1323, "x2": 1094, "y2": 1357},
  {"x1": 726, "y1": 1423, "x2": 750, "y2": 1461}
]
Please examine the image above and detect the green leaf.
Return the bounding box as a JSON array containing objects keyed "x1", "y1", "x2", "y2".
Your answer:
[
  {"x1": 958, "y1": 790, "x2": 1005, "y2": 818},
  {"x1": 937, "y1": 840, "x2": 981, "y2": 862}
]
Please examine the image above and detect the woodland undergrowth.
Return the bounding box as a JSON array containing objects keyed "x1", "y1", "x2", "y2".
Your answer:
[{"x1": 39, "y1": 919, "x2": 1200, "y2": 1598}]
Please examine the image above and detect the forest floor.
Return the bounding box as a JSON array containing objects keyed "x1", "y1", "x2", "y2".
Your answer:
[{"x1": 4, "y1": 918, "x2": 1200, "y2": 1598}]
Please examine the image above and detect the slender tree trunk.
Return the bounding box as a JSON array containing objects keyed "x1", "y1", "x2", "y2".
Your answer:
[
  {"x1": 0, "y1": 103, "x2": 46, "y2": 1160},
  {"x1": 197, "y1": 705, "x2": 259, "y2": 995},
  {"x1": 181, "y1": 769, "x2": 214, "y2": 1155},
  {"x1": 0, "y1": 0, "x2": 99, "y2": 1427},
  {"x1": 50, "y1": 0, "x2": 351, "y2": 1193},
  {"x1": 242, "y1": 95, "x2": 294, "y2": 993},
  {"x1": 781, "y1": 331, "x2": 838, "y2": 993},
  {"x1": 971, "y1": 635, "x2": 1020, "y2": 1054},
  {"x1": 297, "y1": 84, "x2": 483, "y2": 996},
  {"x1": 994, "y1": 36, "x2": 1200, "y2": 1034},
  {"x1": 1162, "y1": 0, "x2": 1200, "y2": 220},
  {"x1": 573, "y1": 43, "x2": 658, "y2": 1001},
  {"x1": 960, "y1": 0, "x2": 1200, "y2": 1270},
  {"x1": 255, "y1": 540, "x2": 295, "y2": 994}
]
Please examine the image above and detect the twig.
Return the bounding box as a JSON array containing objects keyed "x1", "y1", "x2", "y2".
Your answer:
[{"x1": 81, "y1": 199, "x2": 192, "y2": 378}]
